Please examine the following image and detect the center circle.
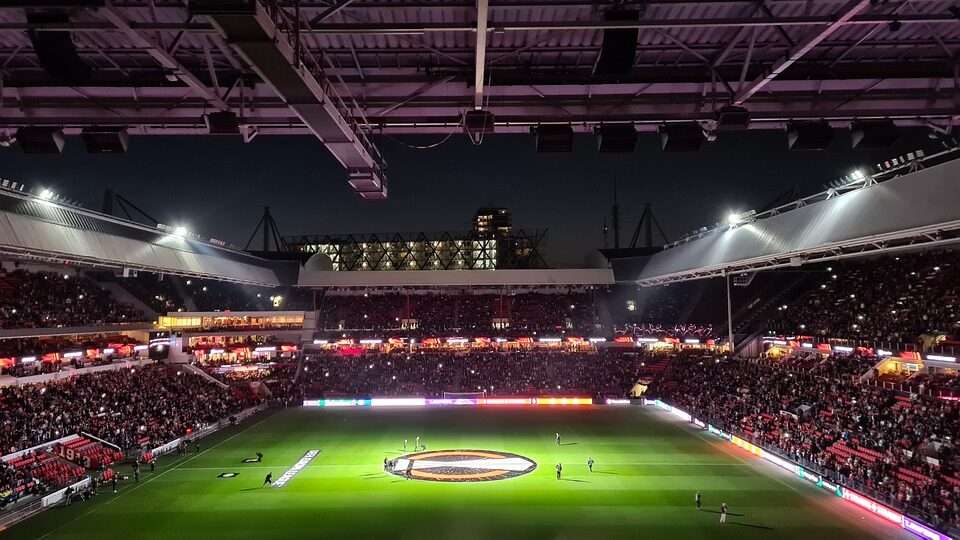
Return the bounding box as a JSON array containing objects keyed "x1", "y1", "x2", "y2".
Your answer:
[{"x1": 385, "y1": 449, "x2": 537, "y2": 482}]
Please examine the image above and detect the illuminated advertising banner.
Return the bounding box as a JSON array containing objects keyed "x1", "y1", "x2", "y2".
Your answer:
[
  {"x1": 371, "y1": 398, "x2": 426, "y2": 407},
  {"x1": 798, "y1": 467, "x2": 820, "y2": 485},
  {"x1": 536, "y1": 397, "x2": 593, "y2": 406},
  {"x1": 763, "y1": 452, "x2": 800, "y2": 476},
  {"x1": 901, "y1": 517, "x2": 953, "y2": 540},
  {"x1": 841, "y1": 488, "x2": 903, "y2": 525},
  {"x1": 731, "y1": 436, "x2": 763, "y2": 456},
  {"x1": 302, "y1": 397, "x2": 592, "y2": 408},
  {"x1": 483, "y1": 398, "x2": 531, "y2": 405},
  {"x1": 707, "y1": 425, "x2": 726, "y2": 437}
]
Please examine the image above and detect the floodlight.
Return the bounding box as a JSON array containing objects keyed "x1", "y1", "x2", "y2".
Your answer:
[
  {"x1": 173, "y1": 226, "x2": 189, "y2": 237},
  {"x1": 727, "y1": 212, "x2": 741, "y2": 226},
  {"x1": 38, "y1": 189, "x2": 54, "y2": 200}
]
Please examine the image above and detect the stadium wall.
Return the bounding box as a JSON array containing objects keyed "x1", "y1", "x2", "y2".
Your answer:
[
  {"x1": 297, "y1": 268, "x2": 614, "y2": 287},
  {"x1": 630, "y1": 157, "x2": 960, "y2": 284}
]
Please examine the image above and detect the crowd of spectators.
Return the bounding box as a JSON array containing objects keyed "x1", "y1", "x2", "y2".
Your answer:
[
  {"x1": 648, "y1": 354, "x2": 960, "y2": 531},
  {"x1": 188, "y1": 281, "x2": 312, "y2": 312},
  {"x1": 93, "y1": 272, "x2": 313, "y2": 315},
  {"x1": 317, "y1": 288, "x2": 601, "y2": 334},
  {"x1": 300, "y1": 350, "x2": 669, "y2": 399},
  {"x1": 0, "y1": 364, "x2": 254, "y2": 455},
  {"x1": 0, "y1": 270, "x2": 145, "y2": 329},
  {"x1": 617, "y1": 323, "x2": 716, "y2": 339},
  {"x1": 0, "y1": 460, "x2": 39, "y2": 508},
  {"x1": 768, "y1": 251, "x2": 960, "y2": 344}
]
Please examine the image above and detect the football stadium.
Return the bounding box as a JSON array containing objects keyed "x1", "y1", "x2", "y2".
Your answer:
[{"x1": 0, "y1": 1, "x2": 959, "y2": 539}]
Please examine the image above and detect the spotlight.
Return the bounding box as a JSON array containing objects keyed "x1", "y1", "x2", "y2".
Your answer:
[
  {"x1": 173, "y1": 226, "x2": 189, "y2": 237},
  {"x1": 727, "y1": 212, "x2": 742, "y2": 226},
  {"x1": 38, "y1": 189, "x2": 54, "y2": 200}
]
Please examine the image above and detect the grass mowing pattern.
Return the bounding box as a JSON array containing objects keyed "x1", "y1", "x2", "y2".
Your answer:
[{"x1": 6, "y1": 407, "x2": 910, "y2": 540}]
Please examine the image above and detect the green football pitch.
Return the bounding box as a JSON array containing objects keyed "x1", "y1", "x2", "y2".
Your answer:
[{"x1": 6, "y1": 406, "x2": 912, "y2": 540}]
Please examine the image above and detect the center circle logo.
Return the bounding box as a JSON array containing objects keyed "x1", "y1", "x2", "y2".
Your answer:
[{"x1": 386, "y1": 449, "x2": 537, "y2": 482}]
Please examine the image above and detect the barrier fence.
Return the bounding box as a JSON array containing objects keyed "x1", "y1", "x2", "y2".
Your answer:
[{"x1": 642, "y1": 399, "x2": 955, "y2": 540}]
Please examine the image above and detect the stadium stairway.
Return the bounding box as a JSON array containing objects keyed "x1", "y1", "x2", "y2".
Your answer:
[
  {"x1": 733, "y1": 271, "x2": 814, "y2": 334},
  {"x1": 183, "y1": 363, "x2": 229, "y2": 389},
  {"x1": 293, "y1": 355, "x2": 306, "y2": 383},
  {"x1": 170, "y1": 276, "x2": 198, "y2": 311},
  {"x1": 94, "y1": 280, "x2": 158, "y2": 320}
]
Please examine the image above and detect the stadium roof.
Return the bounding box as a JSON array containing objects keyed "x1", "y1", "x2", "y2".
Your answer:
[
  {"x1": 0, "y1": 185, "x2": 289, "y2": 286},
  {"x1": 628, "y1": 150, "x2": 960, "y2": 285},
  {"x1": 1, "y1": 1, "x2": 958, "y2": 196}
]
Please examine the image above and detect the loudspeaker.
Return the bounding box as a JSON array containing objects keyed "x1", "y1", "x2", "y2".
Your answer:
[
  {"x1": 16, "y1": 127, "x2": 65, "y2": 154},
  {"x1": 464, "y1": 110, "x2": 495, "y2": 134},
  {"x1": 596, "y1": 125, "x2": 637, "y2": 153},
  {"x1": 594, "y1": 10, "x2": 640, "y2": 76},
  {"x1": 716, "y1": 105, "x2": 750, "y2": 131},
  {"x1": 26, "y1": 11, "x2": 91, "y2": 85},
  {"x1": 189, "y1": 0, "x2": 257, "y2": 15},
  {"x1": 535, "y1": 125, "x2": 574, "y2": 152},
  {"x1": 659, "y1": 123, "x2": 704, "y2": 152},
  {"x1": 850, "y1": 119, "x2": 899, "y2": 149},
  {"x1": 787, "y1": 120, "x2": 834, "y2": 150},
  {"x1": 82, "y1": 127, "x2": 129, "y2": 154},
  {"x1": 204, "y1": 111, "x2": 240, "y2": 135}
]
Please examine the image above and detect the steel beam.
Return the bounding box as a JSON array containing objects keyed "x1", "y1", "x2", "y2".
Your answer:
[
  {"x1": 2, "y1": 13, "x2": 955, "y2": 33},
  {"x1": 734, "y1": 0, "x2": 871, "y2": 105},
  {"x1": 203, "y1": 1, "x2": 388, "y2": 198},
  {"x1": 98, "y1": 5, "x2": 229, "y2": 110},
  {"x1": 474, "y1": 0, "x2": 489, "y2": 110}
]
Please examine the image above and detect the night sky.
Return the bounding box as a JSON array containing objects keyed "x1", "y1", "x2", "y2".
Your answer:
[{"x1": 0, "y1": 129, "x2": 932, "y2": 267}]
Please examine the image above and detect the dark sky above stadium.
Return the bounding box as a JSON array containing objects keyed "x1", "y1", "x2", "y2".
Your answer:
[{"x1": 0, "y1": 129, "x2": 931, "y2": 267}]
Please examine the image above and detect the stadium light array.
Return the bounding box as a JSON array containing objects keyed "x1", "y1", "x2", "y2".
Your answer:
[
  {"x1": 38, "y1": 188, "x2": 54, "y2": 200},
  {"x1": 173, "y1": 226, "x2": 189, "y2": 237},
  {"x1": 726, "y1": 212, "x2": 742, "y2": 226}
]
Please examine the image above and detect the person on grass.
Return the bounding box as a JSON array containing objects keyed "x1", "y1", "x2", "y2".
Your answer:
[
  {"x1": 587, "y1": 457, "x2": 594, "y2": 472},
  {"x1": 555, "y1": 463, "x2": 562, "y2": 480},
  {"x1": 256, "y1": 452, "x2": 263, "y2": 463},
  {"x1": 556, "y1": 432, "x2": 560, "y2": 446},
  {"x1": 695, "y1": 491, "x2": 702, "y2": 510},
  {"x1": 720, "y1": 502, "x2": 728, "y2": 524},
  {"x1": 263, "y1": 472, "x2": 273, "y2": 487}
]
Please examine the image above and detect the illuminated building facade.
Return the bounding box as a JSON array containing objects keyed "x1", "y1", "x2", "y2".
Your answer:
[{"x1": 284, "y1": 209, "x2": 546, "y2": 271}]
